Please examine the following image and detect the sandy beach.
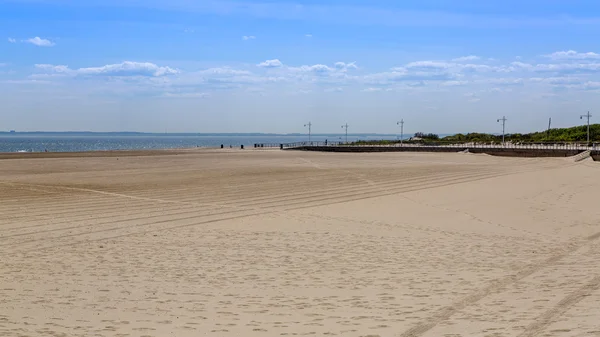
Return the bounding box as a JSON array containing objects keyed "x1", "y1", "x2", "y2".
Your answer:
[{"x1": 1, "y1": 149, "x2": 599, "y2": 337}]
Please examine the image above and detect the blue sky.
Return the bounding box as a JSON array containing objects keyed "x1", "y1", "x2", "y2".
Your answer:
[{"x1": 1, "y1": 0, "x2": 599, "y2": 133}]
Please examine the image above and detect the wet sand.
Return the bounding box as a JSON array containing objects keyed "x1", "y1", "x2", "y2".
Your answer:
[{"x1": 1, "y1": 150, "x2": 599, "y2": 337}]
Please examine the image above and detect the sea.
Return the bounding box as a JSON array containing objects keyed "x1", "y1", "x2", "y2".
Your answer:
[{"x1": 0, "y1": 134, "x2": 400, "y2": 153}]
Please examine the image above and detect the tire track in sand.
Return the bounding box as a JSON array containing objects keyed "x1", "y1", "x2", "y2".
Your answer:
[
  {"x1": 1, "y1": 170, "x2": 501, "y2": 249},
  {"x1": 6, "y1": 169, "x2": 521, "y2": 253},
  {"x1": 516, "y1": 275, "x2": 600, "y2": 337},
  {"x1": 398, "y1": 232, "x2": 600, "y2": 337}
]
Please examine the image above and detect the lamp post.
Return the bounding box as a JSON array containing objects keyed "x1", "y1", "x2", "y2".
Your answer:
[
  {"x1": 397, "y1": 119, "x2": 404, "y2": 146},
  {"x1": 580, "y1": 111, "x2": 592, "y2": 145},
  {"x1": 341, "y1": 123, "x2": 349, "y2": 144},
  {"x1": 304, "y1": 122, "x2": 312, "y2": 142},
  {"x1": 497, "y1": 116, "x2": 507, "y2": 146}
]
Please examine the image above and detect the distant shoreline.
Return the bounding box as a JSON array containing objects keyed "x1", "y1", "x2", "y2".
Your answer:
[
  {"x1": 0, "y1": 134, "x2": 409, "y2": 154},
  {"x1": 0, "y1": 132, "x2": 402, "y2": 137},
  {"x1": 0, "y1": 147, "x2": 217, "y2": 159}
]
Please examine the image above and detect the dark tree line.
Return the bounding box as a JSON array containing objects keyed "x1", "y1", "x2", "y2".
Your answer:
[
  {"x1": 413, "y1": 132, "x2": 439, "y2": 140},
  {"x1": 442, "y1": 124, "x2": 599, "y2": 143},
  {"x1": 349, "y1": 124, "x2": 600, "y2": 146}
]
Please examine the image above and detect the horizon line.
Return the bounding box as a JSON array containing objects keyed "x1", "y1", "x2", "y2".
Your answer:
[{"x1": 0, "y1": 131, "x2": 407, "y2": 136}]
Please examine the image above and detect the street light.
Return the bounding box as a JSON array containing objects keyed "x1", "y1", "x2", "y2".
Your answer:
[
  {"x1": 580, "y1": 111, "x2": 592, "y2": 145},
  {"x1": 497, "y1": 116, "x2": 507, "y2": 146},
  {"x1": 341, "y1": 123, "x2": 349, "y2": 144},
  {"x1": 304, "y1": 122, "x2": 312, "y2": 142},
  {"x1": 397, "y1": 119, "x2": 404, "y2": 146}
]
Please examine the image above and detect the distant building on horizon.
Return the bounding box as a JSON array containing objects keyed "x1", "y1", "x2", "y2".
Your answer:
[{"x1": 9, "y1": 130, "x2": 16, "y2": 133}]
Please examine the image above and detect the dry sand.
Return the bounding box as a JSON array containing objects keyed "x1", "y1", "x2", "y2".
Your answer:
[{"x1": 1, "y1": 149, "x2": 599, "y2": 337}]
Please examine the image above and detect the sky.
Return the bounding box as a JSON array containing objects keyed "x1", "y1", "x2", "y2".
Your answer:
[{"x1": 1, "y1": 0, "x2": 599, "y2": 134}]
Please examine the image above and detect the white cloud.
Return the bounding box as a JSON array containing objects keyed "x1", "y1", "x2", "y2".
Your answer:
[
  {"x1": 583, "y1": 81, "x2": 600, "y2": 90},
  {"x1": 464, "y1": 92, "x2": 481, "y2": 102},
  {"x1": 197, "y1": 67, "x2": 252, "y2": 76},
  {"x1": 305, "y1": 34, "x2": 313, "y2": 38},
  {"x1": 362, "y1": 87, "x2": 392, "y2": 92},
  {"x1": 365, "y1": 68, "x2": 455, "y2": 84},
  {"x1": 21, "y1": 55, "x2": 600, "y2": 101},
  {"x1": 452, "y1": 55, "x2": 480, "y2": 62},
  {"x1": 290, "y1": 64, "x2": 334, "y2": 73},
  {"x1": 257, "y1": 59, "x2": 283, "y2": 68},
  {"x1": 249, "y1": 60, "x2": 361, "y2": 86},
  {"x1": 366, "y1": 59, "x2": 500, "y2": 85},
  {"x1": 8, "y1": 38, "x2": 16, "y2": 43},
  {"x1": 35, "y1": 64, "x2": 71, "y2": 73},
  {"x1": 487, "y1": 87, "x2": 513, "y2": 93},
  {"x1": 481, "y1": 78, "x2": 524, "y2": 85},
  {"x1": 0, "y1": 79, "x2": 52, "y2": 85},
  {"x1": 266, "y1": 61, "x2": 359, "y2": 77},
  {"x1": 242, "y1": 35, "x2": 256, "y2": 40},
  {"x1": 509, "y1": 61, "x2": 532, "y2": 69},
  {"x1": 441, "y1": 80, "x2": 468, "y2": 86},
  {"x1": 240, "y1": 56, "x2": 600, "y2": 92},
  {"x1": 526, "y1": 76, "x2": 598, "y2": 91},
  {"x1": 163, "y1": 92, "x2": 210, "y2": 98},
  {"x1": 404, "y1": 60, "x2": 496, "y2": 73},
  {"x1": 79, "y1": 62, "x2": 179, "y2": 76},
  {"x1": 498, "y1": 60, "x2": 600, "y2": 74},
  {"x1": 533, "y1": 62, "x2": 600, "y2": 73},
  {"x1": 24, "y1": 37, "x2": 55, "y2": 47},
  {"x1": 529, "y1": 76, "x2": 583, "y2": 85},
  {"x1": 545, "y1": 50, "x2": 600, "y2": 60},
  {"x1": 334, "y1": 62, "x2": 358, "y2": 71},
  {"x1": 35, "y1": 61, "x2": 179, "y2": 77},
  {"x1": 34, "y1": 56, "x2": 555, "y2": 98},
  {"x1": 461, "y1": 64, "x2": 495, "y2": 72},
  {"x1": 172, "y1": 67, "x2": 274, "y2": 88},
  {"x1": 405, "y1": 61, "x2": 452, "y2": 69},
  {"x1": 406, "y1": 81, "x2": 427, "y2": 87},
  {"x1": 495, "y1": 61, "x2": 535, "y2": 72}
]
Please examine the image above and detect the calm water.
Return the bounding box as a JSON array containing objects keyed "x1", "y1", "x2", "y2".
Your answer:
[{"x1": 0, "y1": 135, "x2": 397, "y2": 153}]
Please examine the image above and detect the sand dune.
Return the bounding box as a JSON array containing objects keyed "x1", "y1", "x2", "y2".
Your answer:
[{"x1": 1, "y1": 150, "x2": 599, "y2": 337}]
